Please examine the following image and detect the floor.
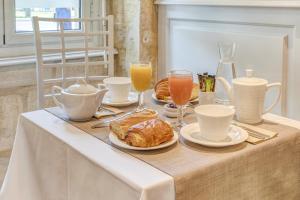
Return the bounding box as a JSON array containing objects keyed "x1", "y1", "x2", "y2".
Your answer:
[{"x1": 0, "y1": 150, "x2": 11, "y2": 188}]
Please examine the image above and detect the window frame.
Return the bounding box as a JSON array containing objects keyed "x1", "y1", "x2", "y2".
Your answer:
[{"x1": 0, "y1": 0, "x2": 104, "y2": 58}]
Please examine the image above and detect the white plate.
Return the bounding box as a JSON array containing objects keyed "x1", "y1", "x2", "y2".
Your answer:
[
  {"x1": 180, "y1": 123, "x2": 248, "y2": 147},
  {"x1": 152, "y1": 93, "x2": 198, "y2": 104},
  {"x1": 109, "y1": 131, "x2": 178, "y2": 151},
  {"x1": 102, "y1": 92, "x2": 138, "y2": 107}
]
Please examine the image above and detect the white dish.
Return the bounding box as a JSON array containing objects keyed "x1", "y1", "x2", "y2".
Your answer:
[
  {"x1": 152, "y1": 93, "x2": 198, "y2": 104},
  {"x1": 163, "y1": 104, "x2": 190, "y2": 118},
  {"x1": 102, "y1": 92, "x2": 138, "y2": 107},
  {"x1": 109, "y1": 131, "x2": 179, "y2": 151},
  {"x1": 163, "y1": 110, "x2": 179, "y2": 118},
  {"x1": 180, "y1": 123, "x2": 248, "y2": 147}
]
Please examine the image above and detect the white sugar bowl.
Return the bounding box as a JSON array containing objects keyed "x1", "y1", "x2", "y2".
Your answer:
[{"x1": 52, "y1": 79, "x2": 108, "y2": 121}]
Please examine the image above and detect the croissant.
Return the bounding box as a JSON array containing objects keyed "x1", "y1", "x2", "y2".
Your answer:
[
  {"x1": 190, "y1": 83, "x2": 200, "y2": 100},
  {"x1": 155, "y1": 78, "x2": 170, "y2": 100},
  {"x1": 109, "y1": 109, "x2": 158, "y2": 140},
  {"x1": 125, "y1": 119, "x2": 174, "y2": 147}
]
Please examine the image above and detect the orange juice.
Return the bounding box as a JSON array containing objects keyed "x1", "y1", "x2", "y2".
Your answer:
[
  {"x1": 169, "y1": 76, "x2": 193, "y2": 105},
  {"x1": 130, "y1": 64, "x2": 152, "y2": 92}
]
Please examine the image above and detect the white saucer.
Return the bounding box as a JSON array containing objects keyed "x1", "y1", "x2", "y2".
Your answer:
[
  {"x1": 180, "y1": 123, "x2": 248, "y2": 147},
  {"x1": 152, "y1": 93, "x2": 198, "y2": 104},
  {"x1": 102, "y1": 92, "x2": 138, "y2": 107},
  {"x1": 109, "y1": 131, "x2": 178, "y2": 151}
]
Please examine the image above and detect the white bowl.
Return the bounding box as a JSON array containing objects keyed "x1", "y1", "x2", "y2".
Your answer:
[{"x1": 163, "y1": 104, "x2": 188, "y2": 118}]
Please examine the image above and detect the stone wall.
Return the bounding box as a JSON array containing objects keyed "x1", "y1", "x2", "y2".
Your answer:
[
  {"x1": 108, "y1": 0, "x2": 140, "y2": 76},
  {"x1": 139, "y1": 0, "x2": 158, "y2": 82},
  {"x1": 108, "y1": 0, "x2": 158, "y2": 81}
]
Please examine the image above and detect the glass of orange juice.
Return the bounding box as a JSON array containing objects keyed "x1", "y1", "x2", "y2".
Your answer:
[
  {"x1": 130, "y1": 63, "x2": 152, "y2": 111},
  {"x1": 169, "y1": 70, "x2": 193, "y2": 128}
]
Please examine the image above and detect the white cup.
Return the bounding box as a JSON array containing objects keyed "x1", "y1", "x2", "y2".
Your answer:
[
  {"x1": 194, "y1": 104, "x2": 235, "y2": 141},
  {"x1": 100, "y1": 77, "x2": 131, "y2": 103}
]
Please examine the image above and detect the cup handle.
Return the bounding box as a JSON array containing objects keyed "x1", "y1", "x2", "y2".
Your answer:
[
  {"x1": 263, "y1": 83, "x2": 281, "y2": 114},
  {"x1": 52, "y1": 86, "x2": 64, "y2": 108}
]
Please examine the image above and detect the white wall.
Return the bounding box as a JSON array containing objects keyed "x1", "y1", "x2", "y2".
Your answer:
[{"x1": 158, "y1": 2, "x2": 300, "y2": 120}]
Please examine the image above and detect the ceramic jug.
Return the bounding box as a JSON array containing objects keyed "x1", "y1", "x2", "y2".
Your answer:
[{"x1": 217, "y1": 69, "x2": 281, "y2": 124}]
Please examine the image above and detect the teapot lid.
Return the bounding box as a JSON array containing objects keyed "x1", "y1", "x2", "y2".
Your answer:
[
  {"x1": 233, "y1": 69, "x2": 267, "y2": 86},
  {"x1": 65, "y1": 79, "x2": 98, "y2": 94}
]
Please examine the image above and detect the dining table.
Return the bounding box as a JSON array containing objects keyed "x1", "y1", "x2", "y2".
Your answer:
[{"x1": 0, "y1": 90, "x2": 299, "y2": 200}]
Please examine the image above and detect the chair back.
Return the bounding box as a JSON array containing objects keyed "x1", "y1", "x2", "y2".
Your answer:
[{"x1": 32, "y1": 16, "x2": 114, "y2": 108}]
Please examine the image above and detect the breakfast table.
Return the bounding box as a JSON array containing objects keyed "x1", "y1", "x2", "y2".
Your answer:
[{"x1": 1, "y1": 91, "x2": 300, "y2": 200}]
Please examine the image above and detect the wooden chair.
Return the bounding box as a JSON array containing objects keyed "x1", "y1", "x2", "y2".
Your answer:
[{"x1": 32, "y1": 16, "x2": 114, "y2": 108}]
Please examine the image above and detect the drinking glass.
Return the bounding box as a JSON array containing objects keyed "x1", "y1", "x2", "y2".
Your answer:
[
  {"x1": 130, "y1": 63, "x2": 152, "y2": 111},
  {"x1": 215, "y1": 42, "x2": 237, "y2": 105},
  {"x1": 169, "y1": 70, "x2": 193, "y2": 128}
]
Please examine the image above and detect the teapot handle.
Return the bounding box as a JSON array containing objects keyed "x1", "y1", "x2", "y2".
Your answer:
[
  {"x1": 98, "y1": 83, "x2": 107, "y2": 90},
  {"x1": 263, "y1": 83, "x2": 281, "y2": 114},
  {"x1": 52, "y1": 86, "x2": 64, "y2": 108}
]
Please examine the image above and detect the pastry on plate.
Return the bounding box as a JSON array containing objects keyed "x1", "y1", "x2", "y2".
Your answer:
[
  {"x1": 154, "y1": 78, "x2": 199, "y2": 101},
  {"x1": 154, "y1": 78, "x2": 170, "y2": 100},
  {"x1": 125, "y1": 118, "x2": 174, "y2": 147},
  {"x1": 109, "y1": 109, "x2": 158, "y2": 140},
  {"x1": 190, "y1": 83, "x2": 200, "y2": 101}
]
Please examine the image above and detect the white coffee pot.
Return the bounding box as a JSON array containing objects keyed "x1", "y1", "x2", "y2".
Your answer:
[
  {"x1": 217, "y1": 69, "x2": 281, "y2": 124},
  {"x1": 52, "y1": 79, "x2": 108, "y2": 121}
]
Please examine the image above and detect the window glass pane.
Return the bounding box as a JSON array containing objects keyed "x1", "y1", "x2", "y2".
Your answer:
[{"x1": 15, "y1": 0, "x2": 81, "y2": 32}]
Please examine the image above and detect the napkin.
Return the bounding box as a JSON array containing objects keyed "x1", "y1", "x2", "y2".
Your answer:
[
  {"x1": 233, "y1": 121, "x2": 278, "y2": 145},
  {"x1": 94, "y1": 106, "x2": 124, "y2": 119}
]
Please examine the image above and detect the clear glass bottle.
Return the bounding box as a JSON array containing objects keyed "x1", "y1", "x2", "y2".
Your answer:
[{"x1": 215, "y1": 42, "x2": 237, "y2": 105}]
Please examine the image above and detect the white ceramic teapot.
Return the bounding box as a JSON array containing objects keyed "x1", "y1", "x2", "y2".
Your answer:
[
  {"x1": 217, "y1": 69, "x2": 281, "y2": 124},
  {"x1": 52, "y1": 79, "x2": 108, "y2": 121}
]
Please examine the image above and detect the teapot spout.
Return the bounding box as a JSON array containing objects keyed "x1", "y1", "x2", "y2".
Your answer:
[
  {"x1": 97, "y1": 88, "x2": 108, "y2": 97},
  {"x1": 216, "y1": 77, "x2": 232, "y2": 101},
  {"x1": 96, "y1": 89, "x2": 108, "y2": 102}
]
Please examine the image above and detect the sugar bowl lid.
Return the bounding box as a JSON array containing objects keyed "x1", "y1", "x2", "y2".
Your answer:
[
  {"x1": 233, "y1": 69, "x2": 267, "y2": 86},
  {"x1": 65, "y1": 79, "x2": 98, "y2": 94}
]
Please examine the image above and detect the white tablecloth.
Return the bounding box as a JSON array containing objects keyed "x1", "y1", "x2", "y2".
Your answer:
[
  {"x1": 1, "y1": 110, "x2": 300, "y2": 200},
  {"x1": 0, "y1": 110, "x2": 174, "y2": 200}
]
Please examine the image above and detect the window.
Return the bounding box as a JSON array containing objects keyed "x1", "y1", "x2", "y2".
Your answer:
[
  {"x1": 0, "y1": 0, "x2": 105, "y2": 58},
  {"x1": 15, "y1": 0, "x2": 81, "y2": 32}
]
